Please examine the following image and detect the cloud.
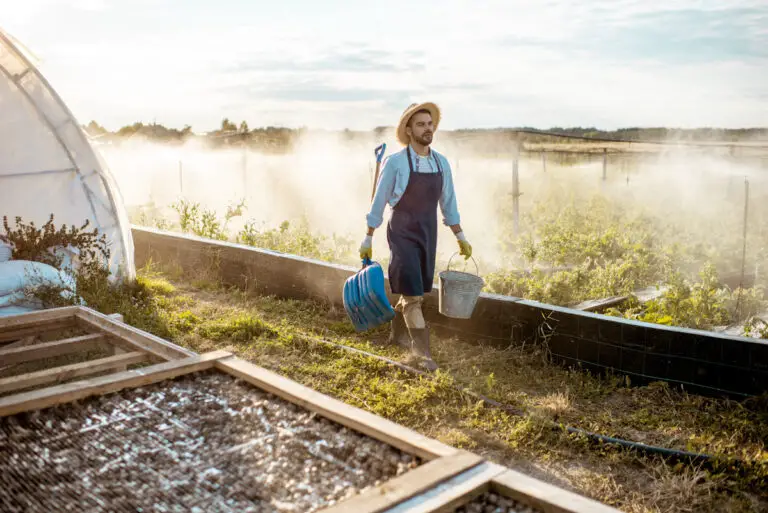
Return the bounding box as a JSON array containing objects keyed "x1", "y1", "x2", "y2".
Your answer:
[
  {"x1": 4, "y1": 0, "x2": 766, "y2": 130},
  {"x1": 225, "y1": 48, "x2": 424, "y2": 74}
]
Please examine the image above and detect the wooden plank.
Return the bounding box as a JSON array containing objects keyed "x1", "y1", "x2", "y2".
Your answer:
[
  {"x1": 0, "y1": 306, "x2": 80, "y2": 344},
  {"x1": 382, "y1": 462, "x2": 505, "y2": 513},
  {"x1": 0, "y1": 336, "x2": 38, "y2": 374},
  {"x1": 106, "y1": 313, "x2": 128, "y2": 371},
  {"x1": 216, "y1": 358, "x2": 459, "y2": 461},
  {"x1": 75, "y1": 307, "x2": 195, "y2": 361},
  {"x1": 491, "y1": 469, "x2": 622, "y2": 513},
  {"x1": 0, "y1": 350, "x2": 231, "y2": 417},
  {"x1": 0, "y1": 322, "x2": 76, "y2": 344},
  {"x1": 0, "y1": 311, "x2": 81, "y2": 343},
  {"x1": 0, "y1": 351, "x2": 147, "y2": 394},
  {"x1": 319, "y1": 451, "x2": 483, "y2": 513},
  {"x1": 1, "y1": 335, "x2": 37, "y2": 351},
  {"x1": 0, "y1": 306, "x2": 79, "y2": 331},
  {"x1": 0, "y1": 333, "x2": 107, "y2": 365}
]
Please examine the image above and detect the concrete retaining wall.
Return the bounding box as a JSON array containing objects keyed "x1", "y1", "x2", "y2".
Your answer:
[{"x1": 132, "y1": 227, "x2": 768, "y2": 399}]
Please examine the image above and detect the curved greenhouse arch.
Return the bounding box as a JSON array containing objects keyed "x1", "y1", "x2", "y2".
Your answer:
[{"x1": 0, "y1": 28, "x2": 135, "y2": 280}]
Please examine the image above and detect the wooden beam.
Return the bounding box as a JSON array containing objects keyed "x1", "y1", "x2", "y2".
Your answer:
[
  {"x1": 0, "y1": 351, "x2": 146, "y2": 394},
  {"x1": 0, "y1": 307, "x2": 81, "y2": 343},
  {"x1": 216, "y1": 358, "x2": 458, "y2": 461},
  {"x1": 0, "y1": 333, "x2": 107, "y2": 366},
  {"x1": 0, "y1": 336, "x2": 37, "y2": 351},
  {"x1": 320, "y1": 451, "x2": 483, "y2": 513},
  {"x1": 382, "y1": 462, "x2": 506, "y2": 513},
  {"x1": 0, "y1": 306, "x2": 79, "y2": 331},
  {"x1": 74, "y1": 307, "x2": 195, "y2": 361},
  {"x1": 0, "y1": 350, "x2": 230, "y2": 417},
  {"x1": 0, "y1": 306, "x2": 80, "y2": 343},
  {"x1": 0, "y1": 321, "x2": 78, "y2": 344},
  {"x1": 0, "y1": 336, "x2": 38, "y2": 374},
  {"x1": 491, "y1": 469, "x2": 622, "y2": 513},
  {"x1": 106, "y1": 313, "x2": 128, "y2": 371}
]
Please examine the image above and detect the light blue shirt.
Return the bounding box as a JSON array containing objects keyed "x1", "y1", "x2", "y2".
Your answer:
[{"x1": 365, "y1": 145, "x2": 461, "y2": 229}]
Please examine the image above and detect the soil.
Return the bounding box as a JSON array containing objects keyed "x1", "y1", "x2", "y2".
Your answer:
[
  {"x1": 0, "y1": 370, "x2": 421, "y2": 512},
  {"x1": 453, "y1": 491, "x2": 540, "y2": 513}
]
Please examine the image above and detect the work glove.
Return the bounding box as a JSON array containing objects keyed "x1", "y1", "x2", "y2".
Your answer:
[
  {"x1": 456, "y1": 232, "x2": 472, "y2": 260},
  {"x1": 359, "y1": 234, "x2": 373, "y2": 260}
]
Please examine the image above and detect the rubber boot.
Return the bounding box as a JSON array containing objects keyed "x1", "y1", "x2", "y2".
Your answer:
[
  {"x1": 373, "y1": 310, "x2": 410, "y2": 348},
  {"x1": 389, "y1": 310, "x2": 412, "y2": 349},
  {"x1": 407, "y1": 326, "x2": 438, "y2": 372}
]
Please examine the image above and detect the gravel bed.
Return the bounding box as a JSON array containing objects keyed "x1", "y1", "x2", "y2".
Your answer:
[
  {"x1": 0, "y1": 370, "x2": 421, "y2": 512},
  {"x1": 454, "y1": 491, "x2": 541, "y2": 513}
]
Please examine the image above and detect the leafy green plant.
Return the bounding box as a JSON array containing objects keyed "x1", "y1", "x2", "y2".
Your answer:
[
  {"x1": 743, "y1": 317, "x2": 768, "y2": 339},
  {"x1": 171, "y1": 198, "x2": 245, "y2": 241},
  {"x1": 1, "y1": 214, "x2": 109, "y2": 269},
  {"x1": 171, "y1": 199, "x2": 200, "y2": 234},
  {"x1": 607, "y1": 264, "x2": 733, "y2": 330},
  {"x1": 236, "y1": 218, "x2": 356, "y2": 264}
]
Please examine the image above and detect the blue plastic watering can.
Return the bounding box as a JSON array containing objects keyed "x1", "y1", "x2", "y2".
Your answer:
[{"x1": 343, "y1": 142, "x2": 395, "y2": 331}]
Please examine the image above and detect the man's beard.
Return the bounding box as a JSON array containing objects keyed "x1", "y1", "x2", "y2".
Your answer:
[{"x1": 414, "y1": 131, "x2": 433, "y2": 146}]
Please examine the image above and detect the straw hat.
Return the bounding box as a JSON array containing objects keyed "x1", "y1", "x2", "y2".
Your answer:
[{"x1": 396, "y1": 102, "x2": 441, "y2": 146}]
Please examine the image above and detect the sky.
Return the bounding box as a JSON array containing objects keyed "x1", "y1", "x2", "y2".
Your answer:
[{"x1": 3, "y1": 0, "x2": 767, "y2": 132}]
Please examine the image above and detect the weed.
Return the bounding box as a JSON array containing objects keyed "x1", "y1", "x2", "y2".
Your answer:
[
  {"x1": 197, "y1": 313, "x2": 278, "y2": 342},
  {"x1": 1, "y1": 214, "x2": 109, "y2": 269}
]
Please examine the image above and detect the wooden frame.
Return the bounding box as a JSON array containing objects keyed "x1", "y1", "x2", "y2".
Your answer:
[
  {"x1": 382, "y1": 462, "x2": 622, "y2": 513},
  {"x1": 0, "y1": 348, "x2": 474, "y2": 512},
  {"x1": 0, "y1": 309, "x2": 620, "y2": 513},
  {"x1": 0, "y1": 306, "x2": 195, "y2": 396},
  {"x1": 489, "y1": 468, "x2": 622, "y2": 513}
]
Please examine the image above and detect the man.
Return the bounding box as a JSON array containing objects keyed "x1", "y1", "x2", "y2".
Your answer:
[{"x1": 360, "y1": 102, "x2": 472, "y2": 371}]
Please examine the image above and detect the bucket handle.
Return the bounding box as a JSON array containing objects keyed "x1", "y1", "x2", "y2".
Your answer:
[{"x1": 446, "y1": 252, "x2": 479, "y2": 275}]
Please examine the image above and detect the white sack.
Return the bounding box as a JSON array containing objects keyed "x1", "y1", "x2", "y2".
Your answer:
[
  {"x1": 0, "y1": 240, "x2": 11, "y2": 263},
  {"x1": 0, "y1": 260, "x2": 77, "y2": 297}
]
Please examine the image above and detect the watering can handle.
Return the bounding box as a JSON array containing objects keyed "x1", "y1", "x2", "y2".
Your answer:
[{"x1": 446, "y1": 253, "x2": 479, "y2": 275}]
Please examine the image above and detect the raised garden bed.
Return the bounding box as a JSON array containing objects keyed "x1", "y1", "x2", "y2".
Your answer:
[
  {"x1": 453, "y1": 491, "x2": 537, "y2": 513},
  {"x1": 0, "y1": 307, "x2": 620, "y2": 513},
  {"x1": 0, "y1": 370, "x2": 421, "y2": 512}
]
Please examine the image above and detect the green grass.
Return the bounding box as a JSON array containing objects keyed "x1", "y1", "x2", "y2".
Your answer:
[{"x1": 70, "y1": 263, "x2": 768, "y2": 513}]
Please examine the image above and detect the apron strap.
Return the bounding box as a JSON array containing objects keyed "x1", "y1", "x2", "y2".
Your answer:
[
  {"x1": 406, "y1": 145, "x2": 443, "y2": 174},
  {"x1": 432, "y1": 151, "x2": 443, "y2": 174}
]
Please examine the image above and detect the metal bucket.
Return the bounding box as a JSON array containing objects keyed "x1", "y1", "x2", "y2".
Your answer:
[{"x1": 438, "y1": 254, "x2": 484, "y2": 319}]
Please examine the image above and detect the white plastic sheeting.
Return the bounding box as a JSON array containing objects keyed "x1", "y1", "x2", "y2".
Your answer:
[{"x1": 0, "y1": 28, "x2": 135, "y2": 280}]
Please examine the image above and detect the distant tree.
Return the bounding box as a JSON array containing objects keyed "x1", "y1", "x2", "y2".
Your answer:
[
  {"x1": 85, "y1": 120, "x2": 108, "y2": 136},
  {"x1": 117, "y1": 122, "x2": 144, "y2": 137},
  {"x1": 239, "y1": 120, "x2": 249, "y2": 133},
  {"x1": 221, "y1": 118, "x2": 238, "y2": 132}
]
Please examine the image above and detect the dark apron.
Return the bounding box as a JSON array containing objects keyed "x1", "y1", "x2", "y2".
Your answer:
[{"x1": 387, "y1": 148, "x2": 444, "y2": 296}]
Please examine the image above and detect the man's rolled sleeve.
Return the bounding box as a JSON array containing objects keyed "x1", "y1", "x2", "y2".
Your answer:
[
  {"x1": 365, "y1": 157, "x2": 397, "y2": 229},
  {"x1": 439, "y1": 157, "x2": 461, "y2": 226}
]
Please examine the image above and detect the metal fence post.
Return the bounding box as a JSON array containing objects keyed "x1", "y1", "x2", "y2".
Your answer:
[{"x1": 512, "y1": 140, "x2": 521, "y2": 237}]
